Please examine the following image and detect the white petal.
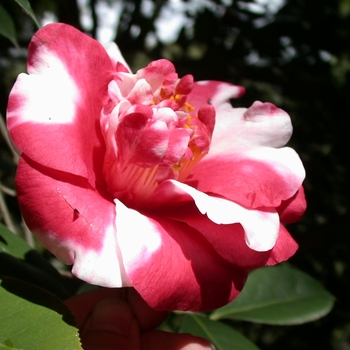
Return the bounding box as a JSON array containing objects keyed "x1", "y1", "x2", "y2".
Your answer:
[
  {"x1": 115, "y1": 199, "x2": 162, "y2": 271},
  {"x1": 7, "y1": 51, "x2": 79, "y2": 127},
  {"x1": 169, "y1": 181, "x2": 280, "y2": 251},
  {"x1": 70, "y1": 224, "x2": 131, "y2": 287},
  {"x1": 210, "y1": 101, "x2": 293, "y2": 153}
]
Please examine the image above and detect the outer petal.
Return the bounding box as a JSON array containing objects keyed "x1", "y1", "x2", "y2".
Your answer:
[
  {"x1": 266, "y1": 224, "x2": 298, "y2": 265},
  {"x1": 158, "y1": 202, "x2": 297, "y2": 269},
  {"x1": 209, "y1": 101, "x2": 294, "y2": 154},
  {"x1": 115, "y1": 200, "x2": 248, "y2": 311},
  {"x1": 186, "y1": 147, "x2": 305, "y2": 209},
  {"x1": 152, "y1": 180, "x2": 279, "y2": 252},
  {"x1": 278, "y1": 187, "x2": 307, "y2": 223},
  {"x1": 184, "y1": 99, "x2": 305, "y2": 209},
  {"x1": 7, "y1": 23, "x2": 114, "y2": 186},
  {"x1": 16, "y1": 155, "x2": 130, "y2": 288}
]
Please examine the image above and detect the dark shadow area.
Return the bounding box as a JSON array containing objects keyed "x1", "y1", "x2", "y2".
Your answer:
[{"x1": 0, "y1": 252, "x2": 72, "y2": 299}]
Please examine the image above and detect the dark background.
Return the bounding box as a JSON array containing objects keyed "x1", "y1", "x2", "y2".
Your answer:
[{"x1": 1, "y1": 1, "x2": 349, "y2": 349}]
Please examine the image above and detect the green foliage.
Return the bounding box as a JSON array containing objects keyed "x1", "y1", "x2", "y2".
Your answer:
[
  {"x1": 0, "y1": 222, "x2": 32, "y2": 259},
  {"x1": 12, "y1": 0, "x2": 40, "y2": 28},
  {"x1": 0, "y1": 277, "x2": 81, "y2": 350},
  {"x1": 211, "y1": 264, "x2": 335, "y2": 325},
  {"x1": 0, "y1": 4, "x2": 18, "y2": 47},
  {"x1": 180, "y1": 314, "x2": 260, "y2": 350}
]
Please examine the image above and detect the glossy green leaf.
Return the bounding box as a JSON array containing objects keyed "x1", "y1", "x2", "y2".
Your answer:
[
  {"x1": 0, "y1": 277, "x2": 82, "y2": 350},
  {"x1": 13, "y1": 0, "x2": 40, "y2": 28},
  {"x1": 0, "y1": 4, "x2": 19, "y2": 47},
  {"x1": 211, "y1": 264, "x2": 335, "y2": 325},
  {"x1": 180, "y1": 314, "x2": 260, "y2": 350}
]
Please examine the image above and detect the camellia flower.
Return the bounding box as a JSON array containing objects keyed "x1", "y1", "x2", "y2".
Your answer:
[{"x1": 7, "y1": 23, "x2": 306, "y2": 311}]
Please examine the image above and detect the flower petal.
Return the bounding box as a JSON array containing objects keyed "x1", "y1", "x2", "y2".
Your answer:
[
  {"x1": 209, "y1": 101, "x2": 293, "y2": 154},
  {"x1": 159, "y1": 202, "x2": 297, "y2": 269},
  {"x1": 187, "y1": 147, "x2": 305, "y2": 209},
  {"x1": 116, "y1": 106, "x2": 169, "y2": 167},
  {"x1": 186, "y1": 80, "x2": 244, "y2": 114},
  {"x1": 266, "y1": 224, "x2": 299, "y2": 266},
  {"x1": 115, "y1": 200, "x2": 247, "y2": 310},
  {"x1": 153, "y1": 180, "x2": 280, "y2": 252},
  {"x1": 278, "y1": 186, "x2": 307, "y2": 223},
  {"x1": 15, "y1": 155, "x2": 130, "y2": 288},
  {"x1": 7, "y1": 23, "x2": 114, "y2": 186}
]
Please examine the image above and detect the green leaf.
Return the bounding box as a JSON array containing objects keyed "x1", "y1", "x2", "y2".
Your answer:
[
  {"x1": 0, "y1": 277, "x2": 82, "y2": 350},
  {"x1": 210, "y1": 264, "x2": 335, "y2": 325},
  {"x1": 13, "y1": 0, "x2": 40, "y2": 28},
  {"x1": 0, "y1": 223, "x2": 32, "y2": 259},
  {"x1": 0, "y1": 4, "x2": 19, "y2": 47},
  {"x1": 180, "y1": 314, "x2": 260, "y2": 350}
]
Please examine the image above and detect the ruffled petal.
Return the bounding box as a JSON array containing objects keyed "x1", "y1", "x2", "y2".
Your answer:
[
  {"x1": 152, "y1": 186, "x2": 298, "y2": 269},
  {"x1": 7, "y1": 23, "x2": 114, "y2": 186},
  {"x1": 162, "y1": 205, "x2": 297, "y2": 269},
  {"x1": 115, "y1": 200, "x2": 247, "y2": 310},
  {"x1": 153, "y1": 180, "x2": 280, "y2": 252},
  {"x1": 158, "y1": 203, "x2": 271, "y2": 269},
  {"x1": 175, "y1": 74, "x2": 194, "y2": 95},
  {"x1": 115, "y1": 105, "x2": 169, "y2": 167},
  {"x1": 209, "y1": 101, "x2": 293, "y2": 155},
  {"x1": 266, "y1": 224, "x2": 299, "y2": 265},
  {"x1": 278, "y1": 187, "x2": 307, "y2": 223},
  {"x1": 15, "y1": 155, "x2": 130, "y2": 288},
  {"x1": 187, "y1": 147, "x2": 305, "y2": 209}
]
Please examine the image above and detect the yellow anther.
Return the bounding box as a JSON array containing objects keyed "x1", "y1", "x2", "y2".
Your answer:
[{"x1": 181, "y1": 102, "x2": 195, "y2": 113}]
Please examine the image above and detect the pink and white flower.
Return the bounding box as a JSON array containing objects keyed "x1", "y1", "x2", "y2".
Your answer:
[{"x1": 7, "y1": 23, "x2": 306, "y2": 311}]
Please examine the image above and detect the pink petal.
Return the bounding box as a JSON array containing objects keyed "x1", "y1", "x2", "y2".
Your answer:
[
  {"x1": 116, "y1": 106, "x2": 169, "y2": 167},
  {"x1": 278, "y1": 186, "x2": 307, "y2": 223},
  {"x1": 209, "y1": 101, "x2": 293, "y2": 155},
  {"x1": 153, "y1": 180, "x2": 280, "y2": 252},
  {"x1": 187, "y1": 147, "x2": 305, "y2": 209},
  {"x1": 137, "y1": 59, "x2": 177, "y2": 98},
  {"x1": 7, "y1": 23, "x2": 113, "y2": 187},
  {"x1": 16, "y1": 155, "x2": 130, "y2": 287},
  {"x1": 157, "y1": 202, "x2": 271, "y2": 269},
  {"x1": 175, "y1": 74, "x2": 194, "y2": 95},
  {"x1": 170, "y1": 205, "x2": 298, "y2": 269},
  {"x1": 112, "y1": 73, "x2": 138, "y2": 100},
  {"x1": 115, "y1": 200, "x2": 248, "y2": 311},
  {"x1": 126, "y1": 79, "x2": 154, "y2": 104},
  {"x1": 152, "y1": 182, "x2": 298, "y2": 269},
  {"x1": 163, "y1": 128, "x2": 191, "y2": 164},
  {"x1": 197, "y1": 105, "x2": 216, "y2": 138},
  {"x1": 266, "y1": 224, "x2": 299, "y2": 265}
]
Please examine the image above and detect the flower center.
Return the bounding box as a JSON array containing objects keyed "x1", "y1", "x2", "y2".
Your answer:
[{"x1": 100, "y1": 59, "x2": 215, "y2": 208}]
